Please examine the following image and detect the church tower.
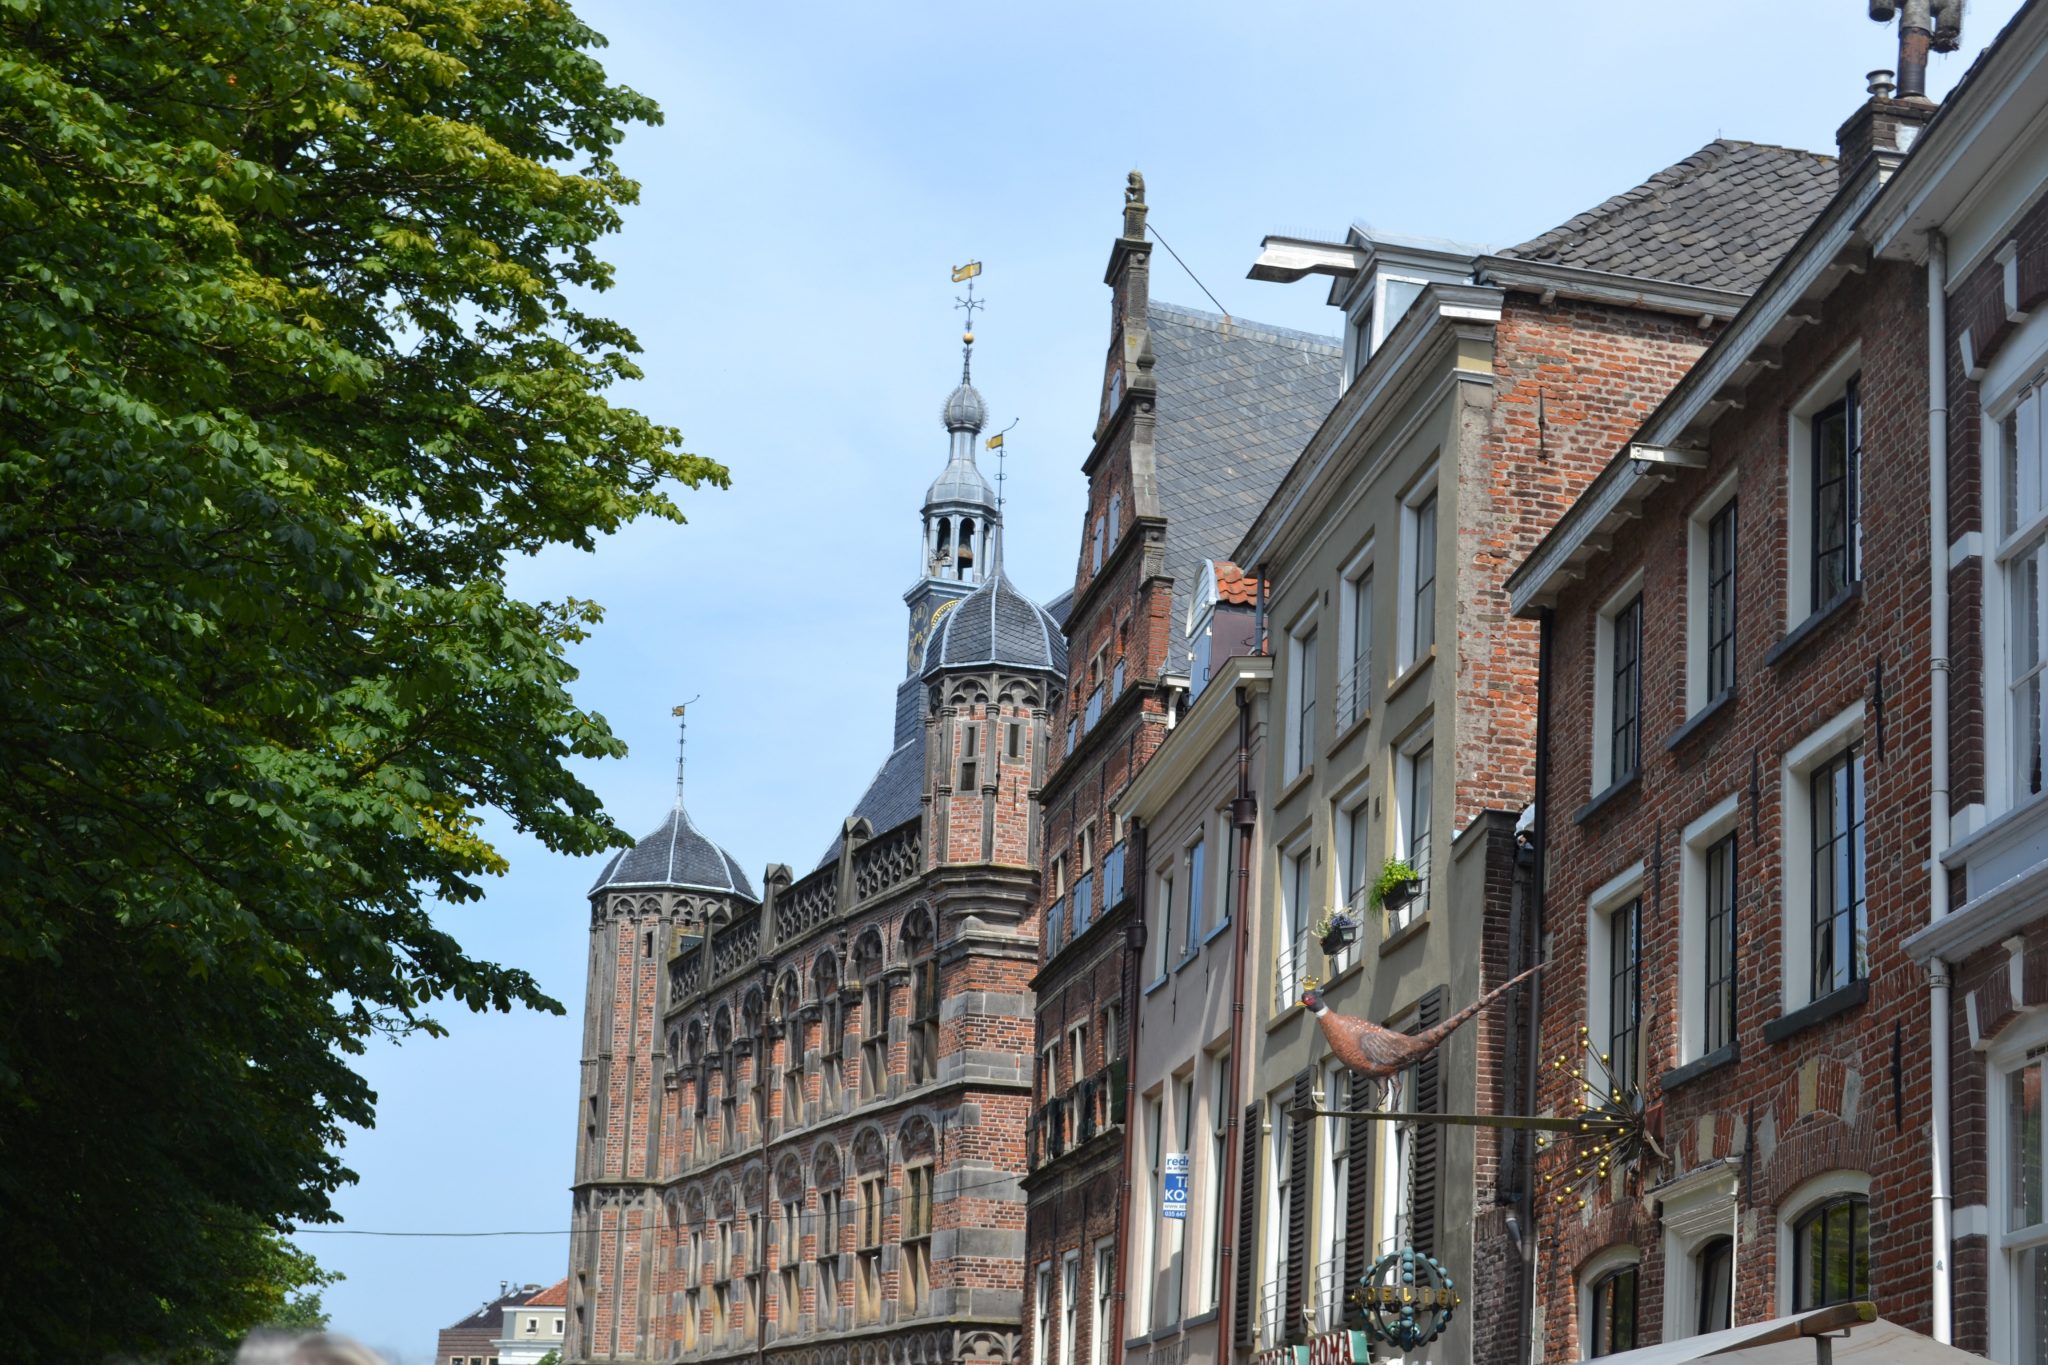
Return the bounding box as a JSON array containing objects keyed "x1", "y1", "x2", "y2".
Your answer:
[
  {"x1": 904, "y1": 331, "x2": 1001, "y2": 676},
  {"x1": 566, "y1": 715, "x2": 755, "y2": 1365}
]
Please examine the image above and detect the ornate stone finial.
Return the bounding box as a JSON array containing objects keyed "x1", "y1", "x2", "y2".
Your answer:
[{"x1": 1123, "y1": 169, "x2": 1148, "y2": 240}]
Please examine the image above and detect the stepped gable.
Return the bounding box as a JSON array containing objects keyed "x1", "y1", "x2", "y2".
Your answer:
[{"x1": 1495, "y1": 138, "x2": 1837, "y2": 293}]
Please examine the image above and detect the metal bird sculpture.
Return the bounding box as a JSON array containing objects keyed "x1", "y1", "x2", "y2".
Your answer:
[{"x1": 1301, "y1": 962, "x2": 1543, "y2": 1082}]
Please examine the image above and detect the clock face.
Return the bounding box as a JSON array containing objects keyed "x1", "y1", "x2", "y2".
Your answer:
[{"x1": 909, "y1": 596, "x2": 959, "y2": 669}]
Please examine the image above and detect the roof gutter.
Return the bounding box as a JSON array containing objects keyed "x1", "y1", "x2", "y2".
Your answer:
[{"x1": 1475, "y1": 256, "x2": 1751, "y2": 322}]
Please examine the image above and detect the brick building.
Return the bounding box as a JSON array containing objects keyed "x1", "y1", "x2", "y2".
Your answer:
[
  {"x1": 564, "y1": 337, "x2": 1067, "y2": 1365},
  {"x1": 1019, "y1": 174, "x2": 1340, "y2": 1365},
  {"x1": 1507, "y1": 7, "x2": 2046, "y2": 1360},
  {"x1": 1213, "y1": 140, "x2": 1835, "y2": 1365}
]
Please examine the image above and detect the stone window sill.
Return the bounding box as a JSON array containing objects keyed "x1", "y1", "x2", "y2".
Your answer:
[
  {"x1": 1764, "y1": 582, "x2": 1862, "y2": 670},
  {"x1": 1386, "y1": 644, "x2": 1437, "y2": 707},
  {"x1": 1664, "y1": 689, "x2": 1736, "y2": 753},
  {"x1": 1660, "y1": 1041, "x2": 1739, "y2": 1093},
  {"x1": 1379, "y1": 909, "x2": 1431, "y2": 957},
  {"x1": 1762, "y1": 978, "x2": 1869, "y2": 1044},
  {"x1": 1574, "y1": 770, "x2": 1641, "y2": 826}
]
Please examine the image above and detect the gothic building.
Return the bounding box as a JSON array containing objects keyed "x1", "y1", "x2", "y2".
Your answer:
[{"x1": 565, "y1": 339, "x2": 1069, "y2": 1365}]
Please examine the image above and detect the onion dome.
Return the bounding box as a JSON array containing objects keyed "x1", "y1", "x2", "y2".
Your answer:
[
  {"x1": 942, "y1": 380, "x2": 988, "y2": 435},
  {"x1": 588, "y1": 801, "x2": 757, "y2": 900},
  {"x1": 926, "y1": 447, "x2": 997, "y2": 507},
  {"x1": 920, "y1": 573, "x2": 1067, "y2": 678}
]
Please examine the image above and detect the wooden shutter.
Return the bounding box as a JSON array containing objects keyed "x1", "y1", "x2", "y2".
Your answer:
[
  {"x1": 1234, "y1": 1101, "x2": 1259, "y2": 1347},
  {"x1": 1284, "y1": 1070, "x2": 1312, "y2": 1340},
  {"x1": 1344, "y1": 1072, "x2": 1373, "y2": 1293},
  {"x1": 1411, "y1": 988, "x2": 1445, "y2": 1255}
]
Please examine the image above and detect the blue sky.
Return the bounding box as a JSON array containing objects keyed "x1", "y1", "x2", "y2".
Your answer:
[{"x1": 300, "y1": 4, "x2": 2019, "y2": 1359}]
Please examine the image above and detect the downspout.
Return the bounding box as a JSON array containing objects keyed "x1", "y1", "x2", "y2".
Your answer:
[
  {"x1": 1217, "y1": 687, "x2": 1258, "y2": 1360},
  {"x1": 1113, "y1": 817, "x2": 1149, "y2": 1364},
  {"x1": 1925, "y1": 230, "x2": 1955, "y2": 1343},
  {"x1": 1517, "y1": 606, "x2": 1553, "y2": 1365}
]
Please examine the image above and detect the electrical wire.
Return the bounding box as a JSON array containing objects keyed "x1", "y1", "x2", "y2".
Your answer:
[{"x1": 1146, "y1": 219, "x2": 1230, "y2": 321}]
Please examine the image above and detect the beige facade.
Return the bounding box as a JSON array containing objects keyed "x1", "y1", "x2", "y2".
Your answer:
[
  {"x1": 1235, "y1": 286, "x2": 1506, "y2": 1365},
  {"x1": 1116, "y1": 649, "x2": 1272, "y2": 1365}
]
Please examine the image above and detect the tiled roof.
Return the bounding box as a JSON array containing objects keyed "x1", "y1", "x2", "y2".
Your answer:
[
  {"x1": 1148, "y1": 302, "x2": 1342, "y2": 668},
  {"x1": 443, "y1": 1287, "x2": 536, "y2": 1332},
  {"x1": 1211, "y1": 561, "x2": 1261, "y2": 606},
  {"x1": 525, "y1": 1278, "x2": 568, "y2": 1308},
  {"x1": 920, "y1": 572, "x2": 1068, "y2": 679},
  {"x1": 1495, "y1": 139, "x2": 1836, "y2": 292},
  {"x1": 589, "y1": 800, "x2": 757, "y2": 900}
]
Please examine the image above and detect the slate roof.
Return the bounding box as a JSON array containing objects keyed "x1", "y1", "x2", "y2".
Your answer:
[
  {"x1": 920, "y1": 572, "x2": 1068, "y2": 678},
  {"x1": 1495, "y1": 139, "x2": 1836, "y2": 293},
  {"x1": 1148, "y1": 302, "x2": 1342, "y2": 668},
  {"x1": 589, "y1": 800, "x2": 757, "y2": 900}
]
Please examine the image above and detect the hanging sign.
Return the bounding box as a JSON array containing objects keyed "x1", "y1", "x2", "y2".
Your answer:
[
  {"x1": 1358, "y1": 1246, "x2": 1459, "y2": 1350},
  {"x1": 1161, "y1": 1153, "x2": 1190, "y2": 1220}
]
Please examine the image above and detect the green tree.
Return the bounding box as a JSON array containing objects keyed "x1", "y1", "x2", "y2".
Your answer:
[{"x1": 0, "y1": 1, "x2": 722, "y2": 1359}]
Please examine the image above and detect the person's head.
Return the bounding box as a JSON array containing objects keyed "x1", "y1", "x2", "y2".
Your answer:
[{"x1": 234, "y1": 1332, "x2": 387, "y2": 1365}]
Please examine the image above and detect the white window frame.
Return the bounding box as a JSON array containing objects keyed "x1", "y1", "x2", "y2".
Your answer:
[
  {"x1": 1396, "y1": 470, "x2": 1440, "y2": 672},
  {"x1": 1138, "y1": 1090, "x2": 1163, "y2": 1329},
  {"x1": 1394, "y1": 739, "x2": 1434, "y2": 927},
  {"x1": 1989, "y1": 1009, "x2": 2048, "y2": 1365},
  {"x1": 1338, "y1": 543, "x2": 1376, "y2": 731},
  {"x1": 1778, "y1": 702, "x2": 1867, "y2": 1013},
  {"x1": 1579, "y1": 1244, "x2": 1643, "y2": 1358},
  {"x1": 1184, "y1": 835, "x2": 1207, "y2": 955},
  {"x1": 1153, "y1": 871, "x2": 1175, "y2": 983},
  {"x1": 1059, "y1": 1250, "x2": 1080, "y2": 1365},
  {"x1": 1774, "y1": 1169, "x2": 1872, "y2": 1316},
  {"x1": 1285, "y1": 609, "x2": 1320, "y2": 783},
  {"x1": 1333, "y1": 781, "x2": 1372, "y2": 972},
  {"x1": 1034, "y1": 1260, "x2": 1053, "y2": 1365},
  {"x1": 1584, "y1": 863, "x2": 1647, "y2": 1097},
  {"x1": 1203, "y1": 1050, "x2": 1230, "y2": 1314},
  {"x1": 1091, "y1": 1237, "x2": 1116, "y2": 1365},
  {"x1": 1784, "y1": 346, "x2": 1864, "y2": 630},
  {"x1": 1315, "y1": 1056, "x2": 1350, "y2": 1331},
  {"x1": 1686, "y1": 473, "x2": 1741, "y2": 716},
  {"x1": 1374, "y1": 1049, "x2": 1414, "y2": 1258},
  {"x1": 1263, "y1": 1090, "x2": 1291, "y2": 1345},
  {"x1": 1677, "y1": 794, "x2": 1741, "y2": 1068},
  {"x1": 1658, "y1": 1165, "x2": 1739, "y2": 1341},
  {"x1": 1982, "y1": 312, "x2": 2048, "y2": 816},
  {"x1": 1277, "y1": 840, "x2": 1314, "y2": 1011},
  {"x1": 1591, "y1": 570, "x2": 1647, "y2": 793}
]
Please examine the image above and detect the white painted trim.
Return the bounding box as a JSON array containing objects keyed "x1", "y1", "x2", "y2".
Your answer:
[
  {"x1": 1677, "y1": 794, "x2": 1742, "y2": 1068},
  {"x1": 1785, "y1": 346, "x2": 1864, "y2": 630},
  {"x1": 1659, "y1": 1162, "x2": 1739, "y2": 1341},
  {"x1": 1779, "y1": 702, "x2": 1867, "y2": 1012},
  {"x1": 1949, "y1": 531, "x2": 1984, "y2": 568},
  {"x1": 1686, "y1": 474, "x2": 1743, "y2": 716},
  {"x1": 1774, "y1": 1169, "x2": 1873, "y2": 1318},
  {"x1": 1577, "y1": 1243, "x2": 1643, "y2": 1356},
  {"x1": 1592, "y1": 571, "x2": 1647, "y2": 793},
  {"x1": 1986, "y1": 1010, "x2": 2048, "y2": 1365},
  {"x1": 1584, "y1": 863, "x2": 1647, "y2": 1090}
]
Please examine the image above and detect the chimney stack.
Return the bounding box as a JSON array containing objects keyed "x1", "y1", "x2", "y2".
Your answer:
[{"x1": 1869, "y1": 1, "x2": 1966, "y2": 101}]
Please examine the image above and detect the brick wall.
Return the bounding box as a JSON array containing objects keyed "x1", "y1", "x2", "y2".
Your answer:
[{"x1": 1530, "y1": 258, "x2": 1935, "y2": 1358}]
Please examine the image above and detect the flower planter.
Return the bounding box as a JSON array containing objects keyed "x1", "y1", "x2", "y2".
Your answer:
[
  {"x1": 1378, "y1": 875, "x2": 1421, "y2": 914},
  {"x1": 1317, "y1": 914, "x2": 1360, "y2": 957}
]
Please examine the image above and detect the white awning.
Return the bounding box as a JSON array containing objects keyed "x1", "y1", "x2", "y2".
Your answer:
[{"x1": 1577, "y1": 1304, "x2": 1980, "y2": 1365}]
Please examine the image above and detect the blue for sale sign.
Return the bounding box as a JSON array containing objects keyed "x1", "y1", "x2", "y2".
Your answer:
[{"x1": 1162, "y1": 1153, "x2": 1190, "y2": 1220}]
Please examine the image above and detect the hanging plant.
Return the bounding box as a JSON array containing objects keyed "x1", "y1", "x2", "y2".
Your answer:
[
  {"x1": 1316, "y1": 911, "x2": 1360, "y2": 955},
  {"x1": 1368, "y1": 858, "x2": 1423, "y2": 913}
]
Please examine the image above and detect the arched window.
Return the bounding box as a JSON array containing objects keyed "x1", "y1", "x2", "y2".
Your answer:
[
  {"x1": 1588, "y1": 1264, "x2": 1639, "y2": 1357},
  {"x1": 958, "y1": 518, "x2": 975, "y2": 577},
  {"x1": 814, "y1": 953, "x2": 844, "y2": 1113},
  {"x1": 1579, "y1": 1248, "x2": 1639, "y2": 1359},
  {"x1": 854, "y1": 932, "x2": 888, "y2": 1103},
  {"x1": 903, "y1": 911, "x2": 939, "y2": 1087},
  {"x1": 743, "y1": 987, "x2": 768, "y2": 1141},
  {"x1": 1792, "y1": 1194, "x2": 1869, "y2": 1309},
  {"x1": 777, "y1": 971, "x2": 804, "y2": 1131}
]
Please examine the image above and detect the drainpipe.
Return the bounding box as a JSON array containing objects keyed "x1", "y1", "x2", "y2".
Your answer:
[
  {"x1": 1217, "y1": 687, "x2": 1259, "y2": 1360},
  {"x1": 1925, "y1": 230, "x2": 1955, "y2": 1343},
  {"x1": 1517, "y1": 607, "x2": 1553, "y2": 1365}
]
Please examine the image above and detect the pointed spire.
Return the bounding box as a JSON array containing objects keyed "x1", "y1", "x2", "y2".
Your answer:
[{"x1": 671, "y1": 697, "x2": 699, "y2": 808}]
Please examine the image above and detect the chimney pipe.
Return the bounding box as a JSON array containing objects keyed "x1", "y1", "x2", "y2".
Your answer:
[{"x1": 1867, "y1": 68, "x2": 1897, "y2": 97}]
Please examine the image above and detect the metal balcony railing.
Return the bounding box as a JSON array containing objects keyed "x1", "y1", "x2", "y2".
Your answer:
[
  {"x1": 1389, "y1": 834, "x2": 1430, "y2": 933},
  {"x1": 1275, "y1": 925, "x2": 1314, "y2": 1012},
  {"x1": 1258, "y1": 1283, "x2": 1285, "y2": 1348},
  {"x1": 1313, "y1": 1249, "x2": 1350, "y2": 1333},
  {"x1": 1336, "y1": 650, "x2": 1372, "y2": 731}
]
